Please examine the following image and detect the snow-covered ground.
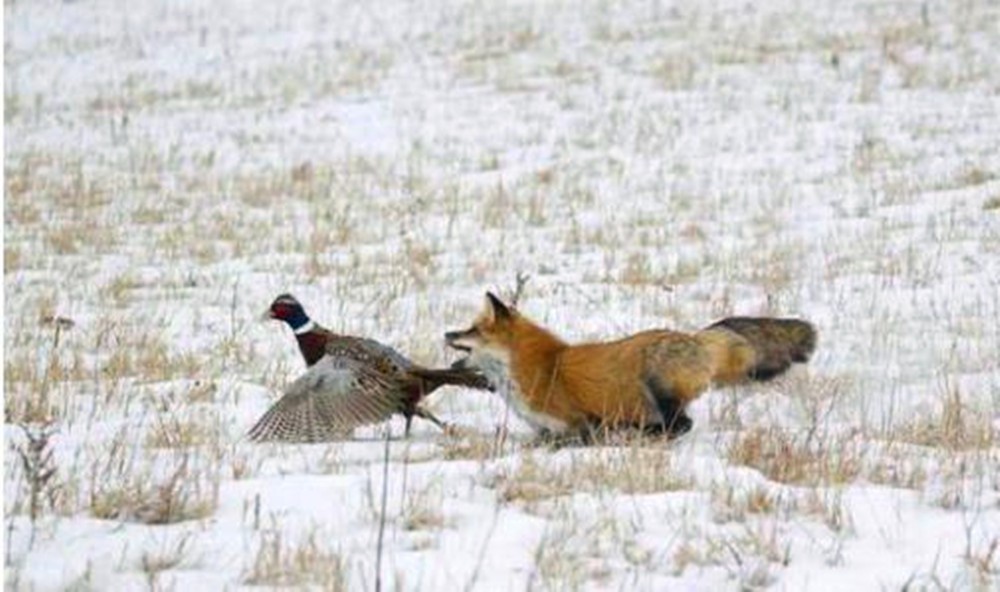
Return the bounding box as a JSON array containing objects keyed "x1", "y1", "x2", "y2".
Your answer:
[{"x1": 5, "y1": 0, "x2": 999, "y2": 589}]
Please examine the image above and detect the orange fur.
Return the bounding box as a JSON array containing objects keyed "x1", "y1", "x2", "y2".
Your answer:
[{"x1": 447, "y1": 293, "x2": 816, "y2": 436}]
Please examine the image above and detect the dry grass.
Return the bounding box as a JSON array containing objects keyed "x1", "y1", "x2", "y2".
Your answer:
[
  {"x1": 709, "y1": 524, "x2": 790, "y2": 587},
  {"x1": 438, "y1": 431, "x2": 502, "y2": 462},
  {"x1": 892, "y1": 386, "x2": 996, "y2": 451},
  {"x1": 243, "y1": 529, "x2": 347, "y2": 590},
  {"x1": 524, "y1": 507, "x2": 641, "y2": 592},
  {"x1": 711, "y1": 483, "x2": 784, "y2": 523},
  {"x1": 726, "y1": 428, "x2": 865, "y2": 487},
  {"x1": 144, "y1": 415, "x2": 219, "y2": 450},
  {"x1": 99, "y1": 332, "x2": 202, "y2": 383},
  {"x1": 966, "y1": 537, "x2": 1000, "y2": 587},
  {"x1": 3, "y1": 320, "x2": 87, "y2": 424},
  {"x1": 489, "y1": 447, "x2": 691, "y2": 507},
  {"x1": 139, "y1": 534, "x2": 198, "y2": 590},
  {"x1": 529, "y1": 523, "x2": 590, "y2": 591},
  {"x1": 4, "y1": 0, "x2": 999, "y2": 588},
  {"x1": 711, "y1": 480, "x2": 853, "y2": 536},
  {"x1": 402, "y1": 484, "x2": 446, "y2": 532},
  {"x1": 9, "y1": 424, "x2": 62, "y2": 521},
  {"x1": 672, "y1": 522, "x2": 790, "y2": 588},
  {"x1": 864, "y1": 448, "x2": 930, "y2": 490},
  {"x1": 88, "y1": 452, "x2": 218, "y2": 524}
]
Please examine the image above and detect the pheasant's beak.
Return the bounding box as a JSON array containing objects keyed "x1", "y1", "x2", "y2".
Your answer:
[{"x1": 260, "y1": 308, "x2": 276, "y2": 322}]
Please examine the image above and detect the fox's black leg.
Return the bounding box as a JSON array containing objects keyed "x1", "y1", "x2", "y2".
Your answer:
[
  {"x1": 530, "y1": 427, "x2": 591, "y2": 449},
  {"x1": 644, "y1": 376, "x2": 694, "y2": 438},
  {"x1": 531, "y1": 428, "x2": 566, "y2": 448},
  {"x1": 578, "y1": 418, "x2": 610, "y2": 445},
  {"x1": 529, "y1": 428, "x2": 553, "y2": 447},
  {"x1": 641, "y1": 415, "x2": 692, "y2": 438},
  {"x1": 658, "y1": 398, "x2": 693, "y2": 437}
]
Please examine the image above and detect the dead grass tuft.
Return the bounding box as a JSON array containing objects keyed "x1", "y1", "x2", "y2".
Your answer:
[
  {"x1": 727, "y1": 428, "x2": 864, "y2": 486},
  {"x1": 10, "y1": 424, "x2": 63, "y2": 521},
  {"x1": 89, "y1": 453, "x2": 218, "y2": 524},
  {"x1": 139, "y1": 534, "x2": 198, "y2": 589},
  {"x1": 490, "y1": 448, "x2": 690, "y2": 506},
  {"x1": 145, "y1": 415, "x2": 218, "y2": 450},
  {"x1": 439, "y1": 432, "x2": 499, "y2": 462},
  {"x1": 864, "y1": 448, "x2": 929, "y2": 490},
  {"x1": 243, "y1": 529, "x2": 347, "y2": 590},
  {"x1": 672, "y1": 522, "x2": 790, "y2": 586},
  {"x1": 101, "y1": 333, "x2": 202, "y2": 383},
  {"x1": 532, "y1": 543, "x2": 585, "y2": 589},
  {"x1": 893, "y1": 386, "x2": 996, "y2": 451},
  {"x1": 402, "y1": 485, "x2": 446, "y2": 532},
  {"x1": 712, "y1": 483, "x2": 783, "y2": 523}
]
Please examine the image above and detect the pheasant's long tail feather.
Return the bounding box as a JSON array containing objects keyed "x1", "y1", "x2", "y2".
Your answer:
[{"x1": 407, "y1": 366, "x2": 492, "y2": 393}]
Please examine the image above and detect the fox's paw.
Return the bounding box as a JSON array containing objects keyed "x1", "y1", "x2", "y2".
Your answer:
[
  {"x1": 531, "y1": 429, "x2": 589, "y2": 449},
  {"x1": 667, "y1": 414, "x2": 693, "y2": 438},
  {"x1": 641, "y1": 413, "x2": 693, "y2": 441}
]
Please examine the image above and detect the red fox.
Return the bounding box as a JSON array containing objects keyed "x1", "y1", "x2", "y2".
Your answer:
[{"x1": 445, "y1": 293, "x2": 817, "y2": 439}]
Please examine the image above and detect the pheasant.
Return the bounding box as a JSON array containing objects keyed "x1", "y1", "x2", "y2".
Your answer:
[{"x1": 248, "y1": 293, "x2": 489, "y2": 442}]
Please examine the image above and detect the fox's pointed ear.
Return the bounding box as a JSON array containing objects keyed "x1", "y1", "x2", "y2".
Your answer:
[{"x1": 485, "y1": 291, "x2": 512, "y2": 321}]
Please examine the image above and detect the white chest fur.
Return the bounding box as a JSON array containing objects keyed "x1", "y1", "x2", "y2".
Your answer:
[{"x1": 468, "y1": 350, "x2": 568, "y2": 434}]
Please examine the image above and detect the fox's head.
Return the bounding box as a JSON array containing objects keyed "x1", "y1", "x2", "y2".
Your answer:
[{"x1": 445, "y1": 292, "x2": 517, "y2": 362}]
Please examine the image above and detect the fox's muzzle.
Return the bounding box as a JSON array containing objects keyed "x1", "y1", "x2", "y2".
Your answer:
[{"x1": 444, "y1": 328, "x2": 476, "y2": 352}]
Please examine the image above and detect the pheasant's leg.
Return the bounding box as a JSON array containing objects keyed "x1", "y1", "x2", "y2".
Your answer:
[
  {"x1": 404, "y1": 412, "x2": 414, "y2": 438},
  {"x1": 413, "y1": 406, "x2": 450, "y2": 432}
]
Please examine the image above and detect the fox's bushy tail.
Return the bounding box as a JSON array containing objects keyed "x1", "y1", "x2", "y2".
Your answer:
[
  {"x1": 699, "y1": 317, "x2": 817, "y2": 384},
  {"x1": 408, "y1": 366, "x2": 493, "y2": 393}
]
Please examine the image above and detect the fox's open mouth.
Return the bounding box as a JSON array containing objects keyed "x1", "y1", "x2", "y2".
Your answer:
[
  {"x1": 444, "y1": 329, "x2": 475, "y2": 352},
  {"x1": 445, "y1": 339, "x2": 472, "y2": 353}
]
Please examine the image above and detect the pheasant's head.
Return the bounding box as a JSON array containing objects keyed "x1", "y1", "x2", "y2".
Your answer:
[{"x1": 266, "y1": 293, "x2": 312, "y2": 331}]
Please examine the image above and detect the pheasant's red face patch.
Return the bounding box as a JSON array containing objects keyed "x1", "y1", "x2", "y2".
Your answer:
[
  {"x1": 268, "y1": 295, "x2": 305, "y2": 322},
  {"x1": 269, "y1": 302, "x2": 292, "y2": 320}
]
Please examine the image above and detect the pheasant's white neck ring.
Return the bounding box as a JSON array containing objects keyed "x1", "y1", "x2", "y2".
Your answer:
[{"x1": 293, "y1": 320, "x2": 316, "y2": 335}]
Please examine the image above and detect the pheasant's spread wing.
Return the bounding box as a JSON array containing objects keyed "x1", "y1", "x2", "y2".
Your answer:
[{"x1": 248, "y1": 355, "x2": 406, "y2": 443}]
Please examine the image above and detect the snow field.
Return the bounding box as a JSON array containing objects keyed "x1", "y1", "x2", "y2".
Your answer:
[{"x1": 4, "y1": 0, "x2": 999, "y2": 589}]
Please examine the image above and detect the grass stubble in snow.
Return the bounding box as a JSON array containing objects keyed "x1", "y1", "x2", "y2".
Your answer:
[{"x1": 4, "y1": 0, "x2": 1000, "y2": 589}]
